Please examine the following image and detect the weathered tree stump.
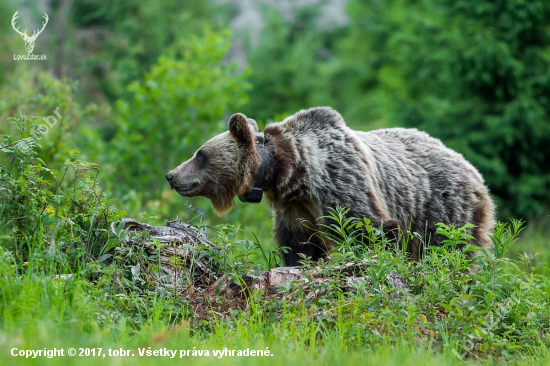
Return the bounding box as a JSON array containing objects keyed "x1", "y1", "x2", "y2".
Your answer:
[
  {"x1": 111, "y1": 218, "x2": 216, "y2": 289},
  {"x1": 111, "y1": 219, "x2": 408, "y2": 300}
]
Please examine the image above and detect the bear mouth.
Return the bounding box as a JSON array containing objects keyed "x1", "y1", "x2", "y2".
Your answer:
[{"x1": 175, "y1": 181, "x2": 200, "y2": 195}]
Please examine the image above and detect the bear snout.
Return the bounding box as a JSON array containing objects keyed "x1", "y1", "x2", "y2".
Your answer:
[
  {"x1": 165, "y1": 167, "x2": 201, "y2": 195},
  {"x1": 165, "y1": 171, "x2": 200, "y2": 194},
  {"x1": 165, "y1": 172, "x2": 175, "y2": 189},
  {"x1": 166, "y1": 156, "x2": 205, "y2": 195}
]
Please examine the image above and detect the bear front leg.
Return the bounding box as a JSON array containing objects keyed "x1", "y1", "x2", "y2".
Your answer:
[
  {"x1": 380, "y1": 218, "x2": 421, "y2": 260},
  {"x1": 273, "y1": 213, "x2": 325, "y2": 266}
]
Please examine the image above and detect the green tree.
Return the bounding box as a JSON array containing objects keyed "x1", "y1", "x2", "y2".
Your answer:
[{"x1": 244, "y1": 6, "x2": 343, "y2": 120}]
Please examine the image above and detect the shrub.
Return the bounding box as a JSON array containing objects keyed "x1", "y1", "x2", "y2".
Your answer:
[{"x1": 0, "y1": 113, "x2": 124, "y2": 269}]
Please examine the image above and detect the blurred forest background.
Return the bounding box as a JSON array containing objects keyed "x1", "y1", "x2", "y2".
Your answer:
[{"x1": 0, "y1": 0, "x2": 549, "y2": 250}]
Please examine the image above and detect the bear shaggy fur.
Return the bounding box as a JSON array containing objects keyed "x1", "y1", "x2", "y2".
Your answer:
[{"x1": 166, "y1": 107, "x2": 495, "y2": 266}]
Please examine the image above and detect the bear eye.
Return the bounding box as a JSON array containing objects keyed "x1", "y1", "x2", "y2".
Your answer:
[{"x1": 195, "y1": 151, "x2": 207, "y2": 167}]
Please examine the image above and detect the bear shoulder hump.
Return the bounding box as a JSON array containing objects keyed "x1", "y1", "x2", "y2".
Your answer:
[{"x1": 291, "y1": 107, "x2": 347, "y2": 131}]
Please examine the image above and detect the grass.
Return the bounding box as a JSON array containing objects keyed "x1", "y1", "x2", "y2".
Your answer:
[
  {"x1": 2, "y1": 271, "x2": 543, "y2": 366},
  {"x1": 1, "y1": 215, "x2": 550, "y2": 366},
  {"x1": 511, "y1": 220, "x2": 550, "y2": 273}
]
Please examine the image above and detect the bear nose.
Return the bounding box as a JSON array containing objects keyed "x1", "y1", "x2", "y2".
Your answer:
[{"x1": 165, "y1": 173, "x2": 174, "y2": 188}]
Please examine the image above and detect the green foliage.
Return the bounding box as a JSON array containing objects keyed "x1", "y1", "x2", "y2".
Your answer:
[
  {"x1": 0, "y1": 2, "x2": 17, "y2": 85},
  {"x1": 207, "y1": 224, "x2": 283, "y2": 275},
  {"x1": 0, "y1": 114, "x2": 124, "y2": 269},
  {"x1": 0, "y1": 69, "x2": 75, "y2": 165},
  {"x1": 0, "y1": 118, "x2": 188, "y2": 336},
  {"x1": 244, "y1": 6, "x2": 343, "y2": 120}
]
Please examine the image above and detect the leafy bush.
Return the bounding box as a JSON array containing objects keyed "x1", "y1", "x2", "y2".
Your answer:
[
  {"x1": 0, "y1": 114, "x2": 124, "y2": 269},
  {"x1": 70, "y1": 0, "x2": 222, "y2": 100},
  {"x1": 0, "y1": 115, "x2": 190, "y2": 333}
]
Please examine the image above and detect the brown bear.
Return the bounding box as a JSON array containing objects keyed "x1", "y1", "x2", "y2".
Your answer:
[{"x1": 166, "y1": 107, "x2": 495, "y2": 266}]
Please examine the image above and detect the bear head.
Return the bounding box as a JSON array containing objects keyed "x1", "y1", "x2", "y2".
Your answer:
[{"x1": 165, "y1": 113, "x2": 261, "y2": 214}]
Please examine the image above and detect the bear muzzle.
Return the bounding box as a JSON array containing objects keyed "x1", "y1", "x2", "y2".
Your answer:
[{"x1": 165, "y1": 169, "x2": 200, "y2": 196}]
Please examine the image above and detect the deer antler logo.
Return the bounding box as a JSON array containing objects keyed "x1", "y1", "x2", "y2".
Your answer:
[{"x1": 11, "y1": 11, "x2": 49, "y2": 54}]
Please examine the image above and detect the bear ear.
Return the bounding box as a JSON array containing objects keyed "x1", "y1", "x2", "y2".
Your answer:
[{"x1": 228, "y1": 113, "x2": 255, "y2": 148}]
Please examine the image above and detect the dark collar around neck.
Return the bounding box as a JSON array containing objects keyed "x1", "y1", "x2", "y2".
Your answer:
[{"x1": 238, "y1": 133, "x2": 268, "y2": 203}]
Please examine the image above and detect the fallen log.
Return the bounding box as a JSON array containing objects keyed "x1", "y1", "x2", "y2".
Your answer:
[{"x1": 111, "y1": 219, "x2": 408, "y2": 300}]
